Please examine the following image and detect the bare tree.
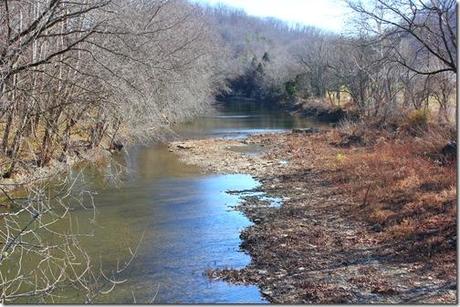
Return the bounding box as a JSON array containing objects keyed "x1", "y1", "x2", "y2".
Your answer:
[
  {"x1": 0, "y1": 0, "x2": 225, "y2": 303},
  {"x1": 0, "y1": 171, "x2": 141, "y2": 303},
  {"x1": 348, "y1": 0, "x2": 457, "y2": 75}
]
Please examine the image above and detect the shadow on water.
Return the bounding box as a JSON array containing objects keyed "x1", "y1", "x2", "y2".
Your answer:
[
  {"x1": 177, "y1": 100, "x2": 326, "y2": 140},
  {"x1": 46, "y1": 100, "x2": 324, "y2": 303}
]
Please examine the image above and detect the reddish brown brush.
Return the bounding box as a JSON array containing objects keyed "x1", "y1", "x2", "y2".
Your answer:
[{"x1": 283, "y1": 126, "x2": 456, "y2": 258}]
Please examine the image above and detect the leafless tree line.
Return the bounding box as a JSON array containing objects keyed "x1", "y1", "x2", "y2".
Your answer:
[
  {"x1": 0, "y1": 0, "x2": 223, "y2": 303},
  {"x1": 0, "y1": 0, "x2": 223, "y2": 177},
  {"x1": 331, "y1": 0, "x2": 456, "y2": 123},
  {"x1": 304, "y1": 0, "x2": 456, "y2": 124},
  {"x1": 0, "y1": 0, "x2": 457, "y2": 302},
  {"x1": 202, "y1": 0, "x2": 456, "y2": 124}
]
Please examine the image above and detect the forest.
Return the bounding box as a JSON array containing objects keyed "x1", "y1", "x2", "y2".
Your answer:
[
  {"x1": 0, "y1": 0, "x2": 456, "y2": 304},
  {"x1": 0, "y1": 0, "x2": 456, "y2": 176}
]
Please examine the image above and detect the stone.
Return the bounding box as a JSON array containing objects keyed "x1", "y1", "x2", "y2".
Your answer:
[
  {"x1": 441, "y1": 141, "x2": 456, "y2": 158},
  {"x1": 291, "y1": 127, "x2": 320, "y2": 134},
  {"x1": 176, "y1": 143, "x2": 192, "y2": 149},
  {"x1": 371, "y1": 223, "x2": 383, "y2": 232},
  {"x1": 110, "y1": 141, "x2": 124, "y2": 151}
]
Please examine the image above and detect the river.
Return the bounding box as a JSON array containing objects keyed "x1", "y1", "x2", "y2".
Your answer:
[{"x1": 19, "y1": 100, "x2": 323, "y2": 303}]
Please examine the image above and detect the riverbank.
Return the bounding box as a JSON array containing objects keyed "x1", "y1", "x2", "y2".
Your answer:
[
  {"x1": 0, "y1": 145, "x2": 114, "y2": 206},
  {"x1": 221, "y1": 96, "x2": 350, "y2": 123},
  {"x1": 169, "y1": 129, "x2": 456, "y2": 303}
]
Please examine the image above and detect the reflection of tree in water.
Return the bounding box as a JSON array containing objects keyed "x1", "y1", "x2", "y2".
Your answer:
[{"x1": 0, "y1": 172, "x2": 142, "y2": 303}]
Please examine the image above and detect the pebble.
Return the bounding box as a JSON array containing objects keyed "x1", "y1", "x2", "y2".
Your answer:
[
  {"x1": 262, "y1": 289, "x2": 273, "y2": 296},
  {"x1": 257, "y1": 269, "x2": 268, "y2": 275}
]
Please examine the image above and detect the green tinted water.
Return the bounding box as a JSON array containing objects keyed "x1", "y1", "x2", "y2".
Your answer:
[{"x1": 6, "y1": 101, "x2": 323, "y2": 303}]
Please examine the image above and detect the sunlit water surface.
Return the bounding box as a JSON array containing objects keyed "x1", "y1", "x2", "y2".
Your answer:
[{"x1": 17, "y1": 101, "x2": 324, "y2": 303}]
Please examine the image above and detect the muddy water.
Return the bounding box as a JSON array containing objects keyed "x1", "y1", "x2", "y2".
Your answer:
[{"x1": 41, "y1": 101, "x2": 323, "y2": 303}]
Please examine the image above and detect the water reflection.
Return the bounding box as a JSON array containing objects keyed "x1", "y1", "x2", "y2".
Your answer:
[
  {"x1": 177, "y1": 100, "x2": 324, "y2": 140},
  {"x1": 124, "y1": 174, "x2": 264, "y2": 303},
  {"x1": 27, "y1": 100, "x2": 323, "y2": 303}
]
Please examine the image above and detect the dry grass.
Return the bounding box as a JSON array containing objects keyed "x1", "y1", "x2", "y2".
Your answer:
[
  {"x1": 282, "y1": 123, "x2": 456, "y2": 259},
  {"x1": 172, "y1": 126, "x2": 456, "y2": 303},
  {"x1": 0, "y1": 118, "x2": 117, "y2": 180}
]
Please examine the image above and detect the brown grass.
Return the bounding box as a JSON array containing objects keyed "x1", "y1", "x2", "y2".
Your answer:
[
  {"x1": 282, "y1": 122, "x2": 456, "y2": 258},
  {"x1": 336, "y1": 136, "x2": 455, "y2": 255}
]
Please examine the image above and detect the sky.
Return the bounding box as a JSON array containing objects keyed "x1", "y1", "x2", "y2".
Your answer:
[{"x1": 190, "y1": 0, "x2": 351, "y2": 33}]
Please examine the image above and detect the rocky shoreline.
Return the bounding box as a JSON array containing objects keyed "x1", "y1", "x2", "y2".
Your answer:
[{"x1": 169, "y1": 130, "x2": 456, "y2": 304}]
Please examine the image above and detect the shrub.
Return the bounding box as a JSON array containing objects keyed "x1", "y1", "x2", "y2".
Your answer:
[
  {"x1": 407, "y1": 109, "x2": 430, "y2": 129},
  {"x1": 285, "y1": 80, "x2": 297, "y2": 97}
]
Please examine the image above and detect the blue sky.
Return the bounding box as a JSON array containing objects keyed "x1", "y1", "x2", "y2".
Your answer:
[{"x1": 191, "y1": 0, "x2": 351, "y2": 32}]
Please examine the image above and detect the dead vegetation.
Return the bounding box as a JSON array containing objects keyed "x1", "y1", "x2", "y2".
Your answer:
[
  {"x1": 294, "y1": 124, "x2": 456, "y2": 259},
  {"x1": 171, "y1": 123, "x2": 456, "y2": 304}
]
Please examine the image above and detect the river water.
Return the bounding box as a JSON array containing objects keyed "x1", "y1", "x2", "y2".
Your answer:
[{"x1": 19, "y1": 101, "x2": 323, "y2": 303}]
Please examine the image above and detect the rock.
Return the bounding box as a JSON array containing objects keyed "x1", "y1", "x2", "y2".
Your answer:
[
  {"x1": 447, "y1": 235, "x2": 456, "y2": 248},
  {"x1": 257, "y1": 269, "x2": 268, "y2": 275},
  {"x1": 441, "y1": 141, "x2": 456, "y2": 158},
  {"x1": 110, "y1": 141, "x2": 124, "y2": 151},
  {"x1": 57, "y1": 154, "x2": 67, "y2": 163},
  {"x1": 176, "y1": 143, "x2": 192, "y2": 149},
  {"x1": 303, "y1": 106, "x2": 347, "y2": 122},
  {"x1": 261, "y1": 289, "x2": 273, "y2": 297},
  {"x1": 371, "y1": 286, "x2": 398, "y2": 295},
  {"x1": 371, "y1": 223, "x2": 383, "y2": 232},
  {"x1": 339, "y1": 133, "x2": 364, "y2": 147},
  {"x1": 292, "y1": 127, "x2": 320, "y2": 134}
]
